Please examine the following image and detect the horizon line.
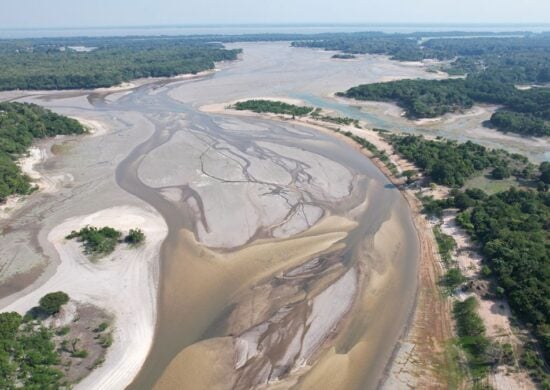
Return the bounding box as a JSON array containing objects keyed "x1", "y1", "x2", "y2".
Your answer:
[{"x1": 2, "y1": 21, "x2": 550, "y2": 32}]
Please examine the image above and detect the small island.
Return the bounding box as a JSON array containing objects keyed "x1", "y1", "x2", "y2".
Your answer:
[
  {"x1": 232, "y1": 99, "x2": 314, "y2": 116},
  {"x1": 231, "y1": 100, "x2": 361, "y2": 128}
]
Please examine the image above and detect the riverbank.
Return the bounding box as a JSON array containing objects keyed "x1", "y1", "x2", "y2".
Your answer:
[{"x1": 1, "y1": 205, "x2": 168, "y2": 389}]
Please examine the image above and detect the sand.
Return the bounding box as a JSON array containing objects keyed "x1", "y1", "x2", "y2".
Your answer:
[
  {"x1": 1, "y1": 205, "x2": 168, "y2": 390},
  {"x1": 71, "y1": 116, "x2": 109, "y2": 138}
]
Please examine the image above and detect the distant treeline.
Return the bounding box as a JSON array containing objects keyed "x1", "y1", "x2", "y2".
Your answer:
[
  {"x1": 0, "y1": 38, "x2": 241, "y2": 90},
  {"x1": 330, "y1": 34, "x2": 550, "y2": 137},
  {"x1": 0, "y1": 102, "x2": 85, "y2": 202}
]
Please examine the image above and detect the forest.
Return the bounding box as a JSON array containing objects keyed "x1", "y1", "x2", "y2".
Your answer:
[
  {"x1": 0, "y1": 291, "x2": 73, "y2": 388},
  {"x1": 0, "y1": 38, "x2": 241, "y2": 90},
  {"x1": 456, "y1": 188, "x2": 549, "y2": 365},
  {"x1": 388, "y1": 134, "x2": 532, "y2": 186},
  {"x1": 339, "y1": 78, "x2": 474, "y2": 119},
  {"x1": 0, "y1": 102, "x2": 85, "y2": 202}
]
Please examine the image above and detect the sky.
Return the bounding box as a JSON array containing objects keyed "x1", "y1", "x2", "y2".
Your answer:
[{"x1": 1, "y1": 0, "x2": 550, "y2": 29}]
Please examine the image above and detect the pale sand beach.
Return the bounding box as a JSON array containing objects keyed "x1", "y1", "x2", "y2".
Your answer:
[{"x1": 1, "y1": 205, "x2": 168, "y2": 390}]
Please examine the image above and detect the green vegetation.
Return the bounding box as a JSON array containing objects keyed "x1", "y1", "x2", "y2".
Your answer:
[
  {"x1": 444, "y1": 268, "x2": 467, "y2": 290},
  {"x1": 66, "y1": 226, "x2": 122, "y2": 255},
  {"x1": 311, "y1": 108, "x2": 361, "y2": 127},
  {"x1": 521, "y1": 347, "x2": 550, "y2": 386},
  {"x1": 490, "y1": 111, "x2": 550, "y2": 137},
  {"x1": 232, "y1": 100, "x2": 314, "y2": 117},
  {"x1": 456, "y1": 188, "x2": 550, "y2": 363},
  {"x1": 0, "y1": 37, "x2": 241, "y2": 90},
  {"x1": 292, "y1": 33, "x2": 429, "y2": 61},
  {"x1": 39, "y1": 291, "x2": 70, "y2": 316},
  {"x1": 339, "y1": 78, "x2": 474, "y2": 119},
  {"x1": 332, "y1": 54, "x2": 357, "y2": 59},
  {"x1": 125, "y1": 228, "x2": 146, "y2": 246},
  {"x1": 66, "y1": 226, "x2": 147, "y2": 256},
  {"x1": 541, "y1": 162, "x2": 550, "y2": 184},
  {"x1": 433, "y1": 226, "x2": 456, "y2": 264},
  {"x1": 453, "y1": 297, "x2": 492, "y2": 378},
  {"x1": 94, "y1": 322, "x2": 109, "y2": 333},
  {"x1": 0, "y1": 312, "x2": 63, "y2": 388},
  {"x1": 0, "y1": 102, "x2": 85, "y2": 202},
  {"x1": 491, "y1": 166, "x2": 511, "y2": 180},
  {"x1": 388, "y1": 135, "x2": 530, "y2": 187},
  {"x1": 56, "y1": 326, "x2": 70, "y2": 336}
]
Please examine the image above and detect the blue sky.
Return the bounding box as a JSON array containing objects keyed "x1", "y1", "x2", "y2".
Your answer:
[{"x1": 2, "y1": 0, "x2": 550, "y2": 29}]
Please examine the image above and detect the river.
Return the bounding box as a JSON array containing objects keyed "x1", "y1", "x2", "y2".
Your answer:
[{"x1": 0, "y1": 41, "x2": 535, "y2": 389}]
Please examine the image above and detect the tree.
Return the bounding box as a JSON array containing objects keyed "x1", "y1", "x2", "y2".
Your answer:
[
  {"x1": 39, "y1": 292, "x2": 69, "y2": 315},
  {"x1": 491, "y1": 166, "x2": 511, "y2": 180},
  {"x1": 125, "y1": 228, "x2": 145, "y2": 246},
  {"x1": 540, "y1": 162, "x2": 550, "y2": 185}
]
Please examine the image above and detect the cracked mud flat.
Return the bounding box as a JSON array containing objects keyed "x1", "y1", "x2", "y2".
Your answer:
[{"x1": 0, "y1": 42, "x2": 430, "y2": 389}]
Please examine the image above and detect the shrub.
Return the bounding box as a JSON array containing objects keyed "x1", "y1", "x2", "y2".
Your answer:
[
  {"x1": 445, "y1": 268, "x2": 466, "y2": 289},
  {"x1": 125, "y1": 228, "x2": 145, "y2": 246},
  {"x1": 39, "y1": 292, "x2": 69, "y2": 315}
]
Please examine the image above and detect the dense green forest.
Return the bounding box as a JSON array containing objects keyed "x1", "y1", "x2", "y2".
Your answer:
[
  {"x1": 0, "y1": 311, "x2": 63, "y2": 388},
  {"x1": 388, "y1": 134, "x2": 532, "y2": 186},
  {"x1": 0, "y1": 291, "x2": 72, "y2": 388},
  {"x1": 232, "y1": 100, "x2": 314, "y2": 116},
  {"x1": 456, "y1": 189, "x2": 549, "y2": 366},
  {"x1": 340, "y1": 79, "x2": 474, "y2": 119},
  {"x1": 0, "y1": 102, "x2": 85, "y2": 202},
  {"x1": 0, "y1": 38, "x2": 241, "y2": 90}
]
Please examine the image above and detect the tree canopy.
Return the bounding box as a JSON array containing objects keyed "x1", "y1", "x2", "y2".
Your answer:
[
  {"x1": 38, "y1": 291, "x2": 70, "y2": 315},
  {"x1": 0, "y1": 38, "x2": 241, "y2": 90},
  {"x1": 0, "y1": 102, "x2": 85, "y2": 202}
]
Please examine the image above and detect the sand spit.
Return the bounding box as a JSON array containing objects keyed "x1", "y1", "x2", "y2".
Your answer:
[
  {"x1": 72, "y1": 116, "x2": 109, "y2": 138},
  {"x1": 1, "y1": 205, "x2": 168, "y2": 390},
  {"x1": 93, "y1": 69, "x2": 218, "y2": 94}
]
